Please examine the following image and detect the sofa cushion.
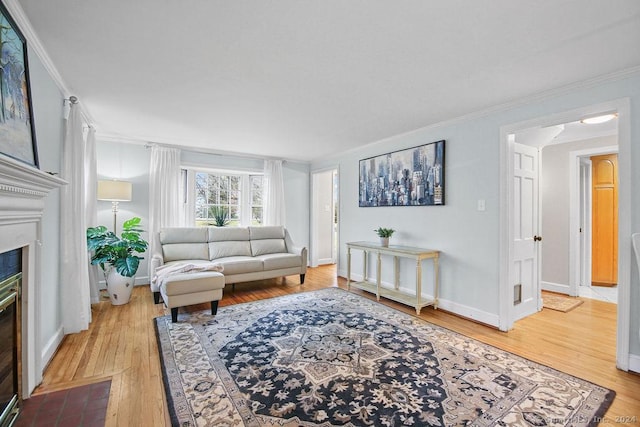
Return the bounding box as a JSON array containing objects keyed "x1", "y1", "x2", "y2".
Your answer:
[
  {"x1": 162, "y1": 243, "x2": 209, "y2": 262},
  {"x1": 160, "y1": 227, "x2": 208, "y2": 244},
  {"x1": 208, "y1": 227, "x2": 250, "y2": 242},
  {"x1": 256, "y1": 253, "x2": 303, "y2": 270},
  {"x1": 214, "y1": 256, "x2": 264, "y2": 275},
  {"x1": 251, "y1": 239, "x2": 286, "y2": 256},
  {"x1": 162, "y1": 271, "x2": 225, "y2": 296},
  {"x1": 249, "y1": 226, "x2": 285, "y2": 240},
  {"x1": 209, "y1": 241, "x2": 252, "y2": 260}
]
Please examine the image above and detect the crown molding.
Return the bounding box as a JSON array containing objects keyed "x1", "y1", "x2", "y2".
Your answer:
[
  {"x1": 96, "y1": 131, "x2": 310, "y2": 164},
  {"x1": 326, "y1": 65, "x2": 640, "y2": 162},
  {"x1": 4, "y1": 0, "x2": 69, "y2": 95},
  {"x1": 8, "y1": 0, "x2": 637, "y2": 163},
  {"x1": 94, "y1": 132, "x2": 154, "y2": 147},
  {"x1": 3, "y1": 0, "x2": 96, "y2": 125}
]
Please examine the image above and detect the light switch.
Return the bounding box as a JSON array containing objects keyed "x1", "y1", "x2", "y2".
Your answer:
[{"x1": 477, "y1": 199, "x2": 486, "y2": 211}]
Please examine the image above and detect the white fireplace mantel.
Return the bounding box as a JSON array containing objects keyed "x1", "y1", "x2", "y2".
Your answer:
[
  {"x1": 0, "y1": 154, "x2": 66, "y2": 397},
  {"x1": 0, "y1": 155, "x2": 66, "y2": 217}
]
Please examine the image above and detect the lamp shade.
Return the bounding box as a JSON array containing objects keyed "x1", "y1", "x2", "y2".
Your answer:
[{"x1": 97, "y1": 180, "x2": 132, "y2": 201}]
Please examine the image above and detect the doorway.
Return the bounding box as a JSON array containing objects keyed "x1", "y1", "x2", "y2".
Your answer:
[
  {"x1": 311, "y1": 168, "x2": 339, "y2": 267},
  {"x1": 569, "y1": 147, "x2": 619, "y2": 304},
  {"x1": 499, "y1": 99, "x2": 632, "y2": 371}
]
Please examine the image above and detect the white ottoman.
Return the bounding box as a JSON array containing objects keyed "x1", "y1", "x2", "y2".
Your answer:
[{"x1": 159, "y1": 271, "x2": 225, "y2": 322}]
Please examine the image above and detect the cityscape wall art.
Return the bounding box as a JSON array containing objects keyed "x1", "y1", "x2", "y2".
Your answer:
[
  {"x1": 359, "y1": 140, "x2": 445, "y2": 207},
  {"x1": 0, "y1": 1, "x2": 38, "y2": 167}
]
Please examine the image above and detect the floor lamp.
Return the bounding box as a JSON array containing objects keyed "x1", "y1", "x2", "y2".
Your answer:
[{"x1": 97, "y1": 180, "x2": 132, "y2": 233}]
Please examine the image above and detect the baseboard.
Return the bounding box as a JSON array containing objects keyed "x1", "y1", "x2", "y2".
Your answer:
[
  {"x1": 435, "y1": 298, "x2": 500, "y2": 328},
  {"x1": 135, "y1": 276, "x2": 149, "y2": 286},
  {"x1": 41, "y1": 326, "x2": 64, "y2": 370},
  {"x1": 541, "y1": 281, "x2": 570, "y2": 295},
  {"x1": 629, "y1": 353, "x2": 640, "y2": 373},
  {"x1": 338, "y1": 271, "x2": 500, "y2": 328},
  {"x1": 98, "y1": 275, "x2": 150, "y2": 288}
]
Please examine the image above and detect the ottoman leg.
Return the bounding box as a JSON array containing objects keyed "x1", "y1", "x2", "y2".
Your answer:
[
  {"x1": 153, "y1": 291, "x2": 161, "y2": 304},
  {"x1": 300, "y1": 274, "x2": 305, "y2": 284},
  {"x1": 171, "y1": 307, "x2": 179, "y2": 323},
  {"x1": 211, "y1": 300, "x2": 219, "y2": 315}
]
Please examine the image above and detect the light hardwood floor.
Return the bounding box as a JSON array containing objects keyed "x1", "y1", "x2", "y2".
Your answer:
[{"x1": 34, "y1": 265, "x2": 640, "y2": 426}]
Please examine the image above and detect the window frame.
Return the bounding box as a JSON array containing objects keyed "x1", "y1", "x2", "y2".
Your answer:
[{"x1": 184, "y1": 167, "x2": 264, "y2": 227}]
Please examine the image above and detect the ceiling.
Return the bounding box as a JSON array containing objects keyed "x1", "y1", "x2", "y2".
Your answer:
[{"x1": 17, "y1": 0, "x2": 640, "y2": 162}]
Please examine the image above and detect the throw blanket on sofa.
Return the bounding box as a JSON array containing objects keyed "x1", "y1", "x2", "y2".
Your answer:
[{"x1": 151, "y1": 262, "x2": 224, "y2": 288}]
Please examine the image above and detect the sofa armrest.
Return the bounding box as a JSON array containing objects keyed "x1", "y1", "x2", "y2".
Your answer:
[
  {"x1": 150, "y1": 254, "x2": 164, "y2": 291},
  {"x1": 289, "y1": 246, "x2": 308, "y2": 272},
  {"x1": 151, "y1": 253, "x2": 164, "y2": 270}
]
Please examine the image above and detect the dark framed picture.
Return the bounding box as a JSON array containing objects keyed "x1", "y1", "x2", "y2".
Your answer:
[
  {"x1": 359, "y1": 140, "x2": 445, "y2": 207},
  {"x1": 0, "y1": 1, "x2": 38, "y2": 167}
]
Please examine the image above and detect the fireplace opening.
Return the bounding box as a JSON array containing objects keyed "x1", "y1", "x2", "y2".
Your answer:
[{"x1": 0, "y1": 249, "x2": 21, "y2": 427}]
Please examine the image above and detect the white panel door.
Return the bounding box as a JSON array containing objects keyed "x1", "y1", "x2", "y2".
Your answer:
[
  {"x1": 512, "y1": 142, "x2": 541, "y2": 321},
  {"x1": 312, "y1": 170, "x2": 336, "y2": 266}
]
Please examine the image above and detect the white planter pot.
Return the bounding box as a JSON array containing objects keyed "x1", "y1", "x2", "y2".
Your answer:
[
  {"x1": 380, "y1": 237, "x2": 389, "y2": 247},
  {"x1": 105, "y1": 267, "x2": 135, "y2": 305}
]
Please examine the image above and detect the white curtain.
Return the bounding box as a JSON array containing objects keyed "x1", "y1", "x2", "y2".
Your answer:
[
  {"x1": 263, "y1": 160, "x2": 286, "y2": 226},
  {"x1": 85, "y1": 126, "x2": 100, "y2": 304},
  {"x1": 60, "y1": 101, "x2": 92, "y2": 333},
  {"x1": 149, "y1": 146, "x2": 181, "y2": 277}
]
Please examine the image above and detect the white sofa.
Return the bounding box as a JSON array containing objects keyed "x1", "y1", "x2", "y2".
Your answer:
[{"x1": 150, "y1": 225, "x2": 307, "y2": 304}]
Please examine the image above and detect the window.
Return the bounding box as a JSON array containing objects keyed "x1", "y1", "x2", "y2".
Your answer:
[
  {"x1": 191, "y1": 170, "x2": 263, "y2": 227},
  {"x1": 250, "y1": 175, "x2": 263, "y2": 226}
]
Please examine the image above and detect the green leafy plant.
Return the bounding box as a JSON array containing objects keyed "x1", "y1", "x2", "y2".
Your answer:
[
  {"x1": 374, "y1": 227, "x2": 395, "y2": 238},
  {"x1": 208, "y1": 206, "x2": 230, "y2": 227},
  {"x1": 86, "y1": 217, "x2": 148, "y2": 277}
]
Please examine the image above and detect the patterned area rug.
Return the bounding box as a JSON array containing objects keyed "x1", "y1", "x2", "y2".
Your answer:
[
  {"x1": 543, "y1": 293, "x2": 584, "y2": 312},
  {"x1": 155, "y1": 288, "x2": 613, "y2": 426}
]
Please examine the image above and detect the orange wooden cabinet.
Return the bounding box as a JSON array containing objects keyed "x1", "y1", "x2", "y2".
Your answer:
[{"x1": 591, "y1": 154, "x2": 618, "y2": 286}]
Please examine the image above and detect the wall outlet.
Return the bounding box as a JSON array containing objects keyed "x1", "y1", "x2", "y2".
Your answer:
[{"x1": 477, "y1": 199, "x2": 486, "y2": 211}]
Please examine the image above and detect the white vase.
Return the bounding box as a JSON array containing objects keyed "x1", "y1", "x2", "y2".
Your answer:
[
  {"x1": 380, "y1": 237, "x2": 389, "y2": 247},
  {"x1": 105, "y1": 267, "x2": 135, "y2": 305}
]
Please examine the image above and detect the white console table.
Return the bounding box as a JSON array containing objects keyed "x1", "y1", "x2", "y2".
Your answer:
[{"x1": 346, "y1": 241, "x2": 440, "y2": 315}]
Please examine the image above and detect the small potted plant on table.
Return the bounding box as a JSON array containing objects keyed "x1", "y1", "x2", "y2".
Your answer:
[
  {"x1": 86, "y1": 217, "x2": 148, "y2": 305},
  {"x1": 375, "y1": 227, "x2": 395, "y2": 247}
]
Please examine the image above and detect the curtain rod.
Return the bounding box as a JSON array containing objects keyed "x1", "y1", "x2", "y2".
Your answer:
[
  {"x1": 63, "y1": 95, "x2": 95, "y2": 126},
  {"x1": 64, "y1": 96, "x2": 78, "y2": 105}
]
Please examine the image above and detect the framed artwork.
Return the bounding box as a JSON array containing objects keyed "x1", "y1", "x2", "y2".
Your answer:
[
  {"x1": 0, "y1": 1, "x2": 38, "y2": 167},
  {"x1": 359, "y1": 140, "x2": 445, "y2": 207}
]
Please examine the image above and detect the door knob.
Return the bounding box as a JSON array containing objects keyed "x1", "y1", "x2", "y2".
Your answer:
[{"x1": 533, "y1": 235, "x2": 542, "y2": 242}]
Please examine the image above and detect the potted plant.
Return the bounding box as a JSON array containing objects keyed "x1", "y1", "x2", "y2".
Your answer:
[
  {"x1": 86, "y1": 217, "x2": 148, "y2": 305},
  {"x1": 374, "y1": 227, "x2": 395, "y2": 247}
]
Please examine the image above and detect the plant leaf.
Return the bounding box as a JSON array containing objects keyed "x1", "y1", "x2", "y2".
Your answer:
[
  {"x1": 123, "y1": 217, "x2": 141, "y2": 230},
  {"x1": 114, "y1": 256, "x2": 140, "y2": 277}
]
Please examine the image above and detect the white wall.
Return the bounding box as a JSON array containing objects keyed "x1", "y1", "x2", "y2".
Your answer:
[
  {"x1": 282, "y1": 161, "x2": 310, "y2": 250},
  {"x1": 26, "y1": 50, "x2": 65, "y2": 359},
  {"x1": 540, "y1": 135, "x2": 617, "y2": 287},
  {"x1": 312, "y1": 70, "x2": 640, "y2": 357},
  {"x1": 338, "y1": 122, "x2": 501, "y2": 323},
  {"x1": 96, "y1": 141, "x2": 151, "y2": 284}
]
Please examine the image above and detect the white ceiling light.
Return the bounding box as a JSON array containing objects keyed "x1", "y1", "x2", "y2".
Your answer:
[{"x1": 580, "y1": 113, "x2": 617, "y2": 124}]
